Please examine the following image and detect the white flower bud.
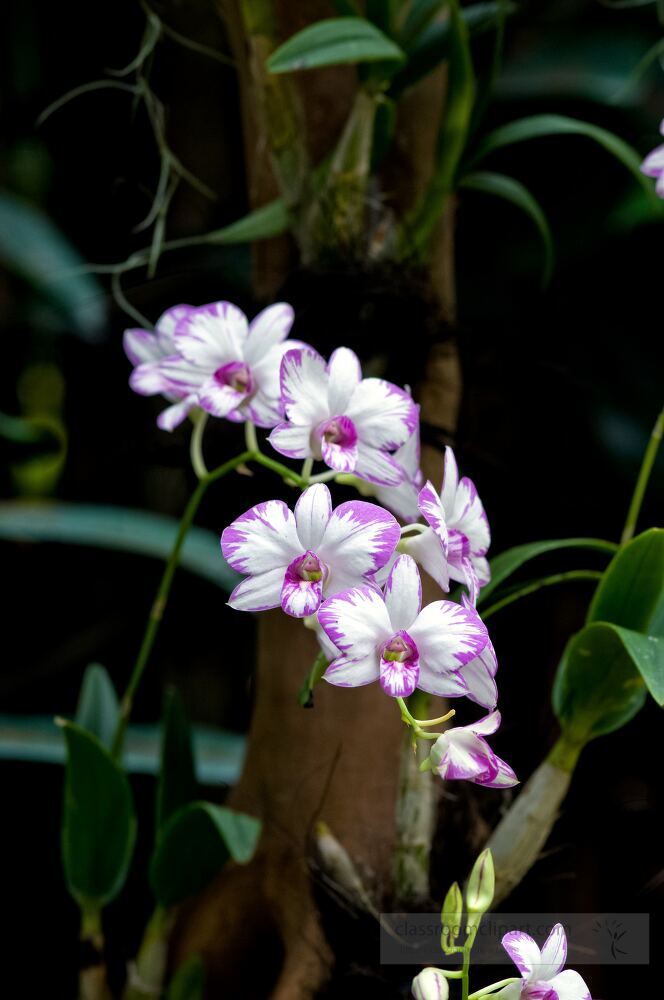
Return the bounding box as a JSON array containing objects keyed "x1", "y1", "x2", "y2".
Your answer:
[{"x1": 411, "y1": 967, "x2": 450, "y2": 1000}]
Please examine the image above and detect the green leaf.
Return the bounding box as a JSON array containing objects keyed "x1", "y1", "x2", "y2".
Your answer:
[
  {"x1": 467, "y1": 114, "x2": 662, "y2": 210},
  {"x1": 150, "y1": 802, "x2": 261, "y2": 908},
  {"x1": 552, "y1": 622, "x2": 652, "y2": 741},
  {"x1": 477, "y1": 537, "x2": 618, "y2": 606},
  {"x1": 0, "y1": 192, "x2": 106, "y2": 340},
  {"x1": 156, "y1": 688, "x2": 197, "y2": 835},
  {"x1": 61, "y1": 721, "x2": 136, "y2": 907},
  {"x1": 400, "y1": 0, "x2": 445, "y2": 49},
  {"x1": 75, "y1": 664, "x2": 119, "y2": 751},
  {"x1": 166, "y1": 956, "x2": 205, "y2": 1000},
  {"x1": 267, "y1": 18, "x2": 405, "y2": 74},
  {"x1": 0, "y1": 502, "x2": 239, "y2": 590},
  {"x1": 460, "y1": 171, "x2": 554, "y2": 286},
  {"x1": 206, "y1": 199, "x2": 290, "y2": 245},
  {"x1": 587, "y1": 528, "x2": 664, "y2": 636}
]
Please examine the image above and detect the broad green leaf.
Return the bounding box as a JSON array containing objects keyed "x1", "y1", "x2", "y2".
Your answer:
[
  {"x1": 459, "y1": 171, "x2": 554, "y2": 286},
  {"x1": 553, "y1": 622, "x2": 656, "y2": 741},
  {"x1": 267, "y1": 18, "x2": 404, "y2": 74},
  {"x1": 156, "y1": 688, "x2": 197, "y2": 835},
  {"x1": 477, "y1": 537, "x2": 617, "y2": 606},
  {"x1": 0, "y1": 502, "x2": 239, "y2": 590},
  {"x1": 0, "y1": 715, "x2": 246, "y2": 786},
  {"x1": 61, "y1": 721, "x2": 136, "y2": 906},
  {"x1": 467, "y1": 114, "x2": 662, "y2": 210},
  {"x1": 166, "y1": 956, "x2": 205, "y2": 1000},
  {"x1": 205, "y1": 199, "x2": 290, "y2": 245},
  {"x1": 587, "y1": 528, "x2": 664, "y2": 636},
  {"x1": 75, "y1": 664, "x2": 119, "y2": 750},
  {"x1": 0, "y1": 192, "x2": 106, "y2": 340},
  {"x1": 150, "y1": 802, "x2": 261, "y2": 908}
]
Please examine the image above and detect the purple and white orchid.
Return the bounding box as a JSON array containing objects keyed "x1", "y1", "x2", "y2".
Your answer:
[
  {"x1": 373, "y1": 422, "x2": 423, "y2": 522},
  {"x1": 494, "y1": 924, "x2": 592, "y2": 1000},
  {"x1": 318, "y1": 555, "x2": 489, "y2": 698},
  {"x1": 128, "y1": 300, "x2": 302, "y2": 429},
  {"x1": 427, "y1": 710, "x2": 517, "y2": 787},
  {"x1": 403, "y1": 446, "x2": 490, "y2": 604},
  {"x1": 220, "y1": 484, "x2": 400, "y2": 618},
  {"x1": 641, "y1": 120, "x2": 664, "y2": 198},
  {"x1": 268, "y1": 346, "x2": 419, "y2": 486}
]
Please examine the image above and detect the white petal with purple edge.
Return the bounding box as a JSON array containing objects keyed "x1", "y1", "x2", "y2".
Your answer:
[
  {"x1": 383, "y1": 555, "x2": 421, "y2": 631},
  {"x1": 318, "y1": 501, "x2": 400, "y2": 579},
  {"x1": 124, "y1": 328, "x2": 160, "y2": 366},
  {"x1": 243, "y1": 302, "x2": 294, "y2": 365},
  {"x1": 327, "y1": 347, "x2": 362, "y2": 414},
  {"x1": 460, "y1": 657, "x2": 498, "y2": 709},
  {"x1": 432, "y1": 730, "x2": 496, "y2": 782},
  {"x1": 221, "y1": 500, "x2": 300, "y2": 575},
  {"x1": 155, "y1": 304, "x2": 193, "y2": 352},
  {"x1": 130, "y1": 361, "x2": 178, "y2": 397},
  {"x1": 281, "y1": 574, "x2": 323, "y2": 618},
  {"x1": 441, "y1": 447, "x2": 459, "y2": 514},
  {"x1": 280, "y1": 348, "x2": 329, "y2": 426},
  {"x1": 502, "y1": 931, "x2": 542, "y2": 978},
  {"x1": 380, "y1": 655, "x2": 419, "y2": 698},
  {"x1": 157, "y1": 396, "x2": 197, "y2": 431},
  {"x1": 251, "y1": 339, "x2": 306, "y2": 407},
  {"x1": 402, "y1": 527, "x2": 450, "y2": 591},
  {"x1": 354, "y1": 443, "x2": 405, "y2": 486},
  {"x1": 467, "y1": 710, "x2": 501, "y2": 736},
  {"x1": 295, "y1": 484, "x2": 332, "y2": 551},
  {"x1": 154, "y1": 355, "x2": 207, "y2": 394},
  {"x1": 547, "y1": 970, "x2": 592, "y2": 1000},
  {"x1": 242, "y1": 390, "x2": 283, "y2": 429},
  {"x1": 537, "y1": 924, "x2": 567, "y2": 980},
  {"x1": 416, "y1": 662, "x2": 469, "y2": 698},
  {"x1": 324, "y1": 651, "x2": 380, "y2": 688},
  {"x1": 374, "y1": 477, "x2": 421, "y2": 523},
  {"x1": 318, "y1": 587, "x2": 391, "y2": 656},
  {"x1": 409, "y1": 600, "x2": 488, "y2": 670},
  {"x1": 268, "y1": 422, "x2": 312, "y2": 459},
  {"x1": 346, "y1": 377, "x2": 418, "y2": 450},
  {"x1": 418, "y1": 481, "x2": 449, "y2": 552},
  {"x1": 227, "y1": 566, "x2": 284, "y2": 612},
  {"x1": 475, "y1": 755, "x2": 518, "y2": 788},
  {"x1": 198, "y1": 378, "x2": 246, "y2": 418},
  {"x1": 452, "y1": 476, "x2": 490, "y2": 554},
  {"x1": 175, "y1": 301, "x2": 248, "y2": 367}
]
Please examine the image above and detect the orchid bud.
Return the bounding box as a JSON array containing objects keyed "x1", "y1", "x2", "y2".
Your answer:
[
  {"x1": 411, "y1": 967, "x2": 450, "y2": 1000},
  {"x1": 465, "y1": 849, "x2": 495, "y2": 935},
  {"x1": 440, "y1": 881, "x2": 463, "y2": 954}
]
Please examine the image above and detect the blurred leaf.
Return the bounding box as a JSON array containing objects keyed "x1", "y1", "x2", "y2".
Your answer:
[
  {"x1": 166, "y1": 956, "x2": 205, "y2": 1000},
  {"x1": 400, "y1": 0, "x2": 446, "y2": 49},
  {"x1": 460, "y1": 171, "x2": 554, "y2": 285},
  {"x1": 156, "y1": 688, "x2": 197, "y2": 835},
  {"x1": 61, "y1": 721, "x2": 136, "y2": 906},
  {"x1": 468, "y1": 114, "x2": 662, "y2": 211},
  {"x1": 267, "y1": 18, "x2": 404, "y2": 74},
  {"x1": 0, "y1": 191, "x2": 105, "y2": 339},
  {"x1": 478, "y1": 537, "x2": 618, "y2": 605},
  {"x1": 0, "y1": 715, "x2": 246, "y2": 785},
  {"x1": 552, "y1": 622, "x2": 652, "y2": 741},
  {"x1": 333, "y1": 0, "x2": 361, "y2": 13},
  {"x1": 587, "y1": 528, "x2": 664, "y2": 635},
  {"x1": 0, "y1": 502, "x2": 239, "y2": 590},
  {"x1": 366, "y1": 0, "x2": 399, "y2": 35},
  {"x1": 150, "y1": 802, "x2": 261, "y2": 907},
  {"x1": 371, "y1": 97, "x2": 397, "y2": 170},
  {"x1": 75, "y1": 664, "x2": 119, "y2": 750},
  {"x1": 206, "y1": 199, "x2": 290, "y2": 244}
]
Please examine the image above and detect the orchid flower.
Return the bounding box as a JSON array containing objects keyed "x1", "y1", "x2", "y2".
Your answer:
[
  {"x1": 427, "y1": 710, "x2": 517, "y2": 787},
  {"x1": 494, "y1": 924, "x2": 592, "y2": 1000},
  {"x1": 129, "y1": 300, "x2": 302, "y2": 429},
  {"x1": 268, "y1": 346, "x2": 419, "y2": 486},
  {"x1": 221, "y1": 484, "x2": 400, "y2": 618},
  {"x1": 318, "y1": 555, "x2": 488, "y2": 698},
  {"x1": 403, "y1": 446, "x2": 490, "y2": 603},
  {"x1": 641, "y1": 120, "x2": 664, "y2": 198},
  {"x1": 124, "y1": 305, "x2": 202, "y2": 431},
  {"x1": 411, "y1": 968, "x2": 449, "y2": 1000},
  {"x1": 372, "y1": 423, "x2": 423, "y2": 521}
]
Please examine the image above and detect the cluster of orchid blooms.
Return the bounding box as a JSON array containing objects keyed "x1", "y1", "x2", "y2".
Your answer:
[{"x1": 124, "y1": 298, "x2": 517, "y2": 788}]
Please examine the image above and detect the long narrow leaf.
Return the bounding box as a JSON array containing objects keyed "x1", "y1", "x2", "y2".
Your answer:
[
  {"x1": 460, "y1": 171, "x2": 554, "y2": 285},
  {"x1": 205, "y1": 199, "x2": 290, "y2": 245},
  {"x1": 267, "y1": 18, "x2": 404, "y2": 74}
]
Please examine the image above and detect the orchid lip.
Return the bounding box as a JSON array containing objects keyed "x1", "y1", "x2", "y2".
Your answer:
[
  {"x1": 381, "y1": 631, "x2": 418, "y2": 663},
  {"x1": 313, "y1": 414, "x2": 358, "y2": 452},
  {"x1": 214, "y1": 360, "x2": 254, "y2": 395},
  {"x1": 297, "y1": 551, "x2": 324, "y2": 582}
]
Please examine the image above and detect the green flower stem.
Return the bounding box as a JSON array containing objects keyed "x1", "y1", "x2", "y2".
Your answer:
[
  {"x1": 190, "y1": 410, "x2": 209, "y2": 478},
  {"x1": 396, "y1": 696, "x2": 454, "y2": 740},
  {"x1": 252, "y1": 450, "x2": 306, "y2": 487},
  {"x1": 620, "y1": 404, "x2": 664, "y2": 546},
  {"x1": 440, "y1": 969, "x2": 464, "y2": 979},
  {"x1": 468, "y1": 977, "x2": 521, "y2": 999},
  {"x1": 461, "y1": 940, "x2": 473, "y2": 1000},
  {"x1": 301, "y1": 456, "x2": 314, "y2": 484},
  {"x1": 480, "y1": 570, "x2": 604, "y2": 620}
]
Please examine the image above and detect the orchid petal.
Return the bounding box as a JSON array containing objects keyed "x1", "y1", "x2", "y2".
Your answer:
[
  {"x1": 156, "y1": 395, "x2": 197, "y2": 431},
  {"x1": 221, "y1": 500, "x2": 300, "y2": 575},
  {"x1": 294, "y1": 484, "x2": 333, "y2": 551},
  {"x1": 409, "y1": 600, "x2": 488, "y2": 671},
  {"x1": 324, "y1": 651, "x2": 380, "y2": 688},
  {"x1": 227, "y1": 566, "x2": 284, "y2": 612},
  {"x1": 467, "y1": 710, "x2": 501, "y2": 736},
  {"x1": 453, "y1": 476, "x2": 490, "y2": 554},
  {"x1": 129, "y1": 360, "x2": 179, "y2": 397},
  {"x1": 318, "y1": 587, "x2": 391, "y2": 656},
  {"x1": 380, "y1": 652, "x2": 420, "y2": 698},
  {"x1": 318, "y1": 501, "x2": 400, "y2": 580},
  {"x1": 198, "y1": 377, "x2": 246, "y2": 418},
  {"x1": 460, "y1": 655, "x2": 498, "y2": 709},
  {"x1": 346, "y1": 378, "x2": 418, "y2": 449},
  {"x1": 243, "y1": 302, "x2": 294, "y2": 365},
  {"x1": 327, "y1": 347, "x2": 362, "y2": 414},
  {"x1": 251, "y1": 339, "x2": 307, "y2": 411},
  {"x1": 475, "y1": 754, "x2": 518, "y2": 788},
  {"x1": 440, "y1": 447, "x2": 459, "y2": 514},
  {"x1": 418, "y1": 481, "x2": 449, "y2": 553},
  {"x1": 151, "y1": 355, "x2": 207, "y2": 394},
  {"x1": 354, "y1": 443, "x2": 405, "y2": 486},
  {"x1": 402, "y1": 526, "x2": 450, "y2": 591},
  {"x1": 502, "y1": 931, "x2": 543, "y2": 978},
  {"x1": 538, "y1": 924, "x2": 568, "y2": 980},
  {"x1": 242, "y1": 390, "x2": 283, "y2": 429},
  {"x1": 280, "y1": 348, "x2": 329, "y2": 426},
  {"x1": 123, "y1": 328, "x2": 160, "y2": 367},
  {"x1": 319, "y1": 415, "x2": 359, "y2": 473},
  {"x1": 374, "y1": 477, "x2": 421, "y2": 523},
  {"x1": 432, "y1": 730, "x2": 497, "y2": 782},
  {"x1": 268, "y1": 422, "x2": 312, "y2": 459},
  {"x1": 281, "y1": 561, "x2": 323, "y2": 618},
  {"x1": 547, "y1": 970, "x2": 592, "y2": 1000},
  {"x1": 175, "y1": 301, "x2": 248, "y2": 367},
  {"x1": 416, "y1": 661, "x2": 469, "y2": 698},
  {"x1": 155, "y1": 304, "x2": 193, "y2": 353},
  {"x1": 384, "y1": 555, "x2": 421, "y2": 631}
]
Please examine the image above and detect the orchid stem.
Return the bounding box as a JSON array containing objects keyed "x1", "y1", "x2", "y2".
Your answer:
[
  {"x1": 301, "y1": 456, "x2": 314, "y2": 485},
  {"x1": 396, "y1": 696, "x2": 454, "y2": 738},
  {"x1": 479, "y1": 570, "x2": 604, "y2": 620},
  {"x1": 620, "y1": 404, "x2": 664, "y2": 546},
  {"x1": 244, "y1": 419, "x2": 259, "y2": 454},
  {"x1": 190, "y1": 410, "x2": 209, "y2": 479}
]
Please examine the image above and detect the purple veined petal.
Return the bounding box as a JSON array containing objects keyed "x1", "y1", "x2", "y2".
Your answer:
[
  {"x1": 250, "y1": 339, "x2": 309, "y2": 412},
  {"x1": 451, "y1": 476, "x2": 490, "y2": 554},
  {"x1": 460, "y1": 656, "x2": 498, "y2": 710},
  {"x1": 536, "y1": 924, "x2": 568, "y2": 981},
  {"x1": 327, "y1": 347, "x2": 362, "y2": 414},
  {"x1": 198, "y1": 375, "x2": 247, "y2": 419},
  {"x1": 458, "y1": 556, "x2": 480, "y2": 606},
  {"x1": 393, "y1": 419, "x2": 421, "y2": 479},
  {"x1": 467, "y1": 709, "x2": 501, "y2": 736},
  {"x1": 641, "y1": 144, "x2": 664, "y2": 177},
  {"x1": 418, "y1": 481, "x2": 449, "y2": 554},
  {"x1": 416, "y1": 660, "x2": 469, "y2": 698},
  {"x1": 268, "y1": 422, "x2": 312, "y2": 459},
  {"x1": 175, "y1": 300, "x2": 248, "y2": 368},
  {"x1": 502, "y1": 931, "x2": 543, "y2": 979},
  {"x1": 474, "y1": 754, "x2": 519, "y2": 789},
  {"x1": 409, "y1": 599, "x2": 489, "y2": 671},
  {"x1": 440, "y1": 446, "x2": 459, "y2": 514},
  {"x1": 154, "y1": 355, "x2": 208, "y2": 394},
  {"x1": 521, "y1": 984, "x2": 557, "y2": 1000},
  {"x1": 324, "y1": 651, "x2": 380, "y2": 688},
  {"x1": 354, "y1": 443, "x2": 406, "y2": 486},
  {"x1": 346, "y1": 377, "x2": 418, "y2": 450},
  {"x1": 318, "y1": 415, "x2": 359, "y2": 473},
  {"x1": 129, "y1": 360, "x2": 180, "y2": 397},
  {"x1": 157, "y1": 395, "x2": 198, "y2": 431},
  {"x1": 374, "y1": 476, "x2": 421, "y2": 523},
  {"x1": 473, "y1": 554, "x2": 491, "y2": 588},
  {"x1": 221, "y1": 499, "x2": 301, "y2": 575},
  {"x1": 243, "y1": 302, "x2": 294, "y2": 366},
  {"x1": 279, "y1": 347, "x2": 329, "y2": 426},
  {"x1": 318, "y1": 500, "x2": 400, "y2": 581},
  {"x1": 547, "y1": 970, "x2": 592, "y2": 1000},
  {"x1": 312, "y1": 618, "x2": 340, "y2": 661},
  {"x1": 379, "y1": 634, "x2": 420, "y2": 697},
  {"x1": 155, "y1": 304, "x2": 195, "y2": 353},
  {"x1": 123, "y1": 328, "x2": 160, "y2": 366},
  {"x1": 227, "y1": 566, "x2": 285, "y2": 612},
  {"x1": 318, "y1": 586, "x2": 391, "y2": 656},
  {"x1": 281, "y1": 553, "x2": 324, "y2": 618},
  {"x1": 402, "y1": 526, "x2": 451, "y2": 592},
  {"x1": 241, "y1": 389, "x2": 283, "y2": 429},
  {"x1": 294, "y1": 484, "x2": 332, "y2": 551},
  {"x1": 431, "y1": 729, "x2": 497, "y2": 782},
  {"x1": 384, "y1": 554, "x2": 422, "y2": 631}
]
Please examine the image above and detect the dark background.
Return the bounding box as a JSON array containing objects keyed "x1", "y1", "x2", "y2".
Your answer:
[{"x1": 1, "y1": 0, "x2": 662, "y2": 996}]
